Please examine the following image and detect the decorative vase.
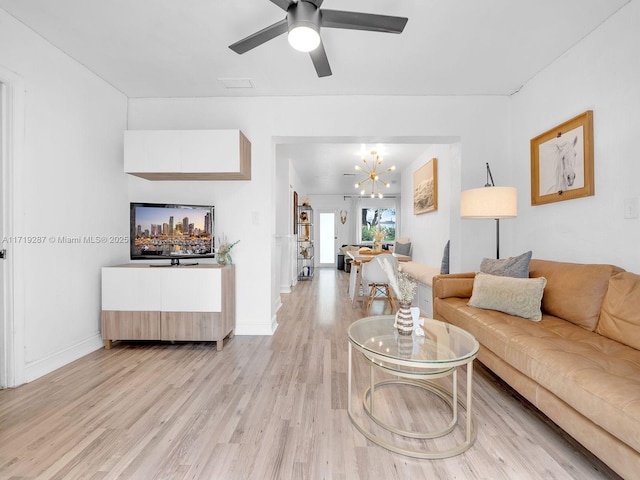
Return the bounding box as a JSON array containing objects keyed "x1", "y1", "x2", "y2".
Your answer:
[
  {"x1": 396, "y1": 302, "x2": 413, "y2": 335},
  {"x1": 373, "y1": 240, "x2": 382, "y2": 252}
]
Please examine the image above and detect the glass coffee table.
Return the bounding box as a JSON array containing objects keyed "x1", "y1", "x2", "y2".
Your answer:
[{"x1": 347, "y1": 315, "x2": 479, "y2": 458}]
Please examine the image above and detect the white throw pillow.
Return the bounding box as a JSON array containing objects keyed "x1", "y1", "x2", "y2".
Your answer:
[{"x1": 468, "y1": 272, "x2": 547, "y2": 321}]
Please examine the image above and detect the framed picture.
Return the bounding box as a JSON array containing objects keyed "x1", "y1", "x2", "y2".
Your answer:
[
  {"x1": 413, "y1": 158, "x2": 438, "y2": 214},
  {"x1": 530, "y1": 110, "x2": 594, "y2": 205},
  {"x1": 293, "y1": 191, "x2": 298, "y2": 235}
]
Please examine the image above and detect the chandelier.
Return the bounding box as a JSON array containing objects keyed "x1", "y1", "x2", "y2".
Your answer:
[{"x1": 354, "y1": 150, "x2": 396, "y2": 198}]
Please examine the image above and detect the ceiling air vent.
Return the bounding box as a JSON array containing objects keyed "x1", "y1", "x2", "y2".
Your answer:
[{"x1": 218, "y1": 78, "x2": 254, "y2": 89}]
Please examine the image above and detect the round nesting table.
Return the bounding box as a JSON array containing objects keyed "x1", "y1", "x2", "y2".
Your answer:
[{"x1": 347, "y1": 315, "x2": 480, "y2": 459}]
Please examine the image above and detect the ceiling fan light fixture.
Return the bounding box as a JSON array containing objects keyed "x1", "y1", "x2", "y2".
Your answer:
[
  {"x1": 287, "y1": 1, "x2": 321, "y2": 52},
  {"x1": 288, "y1": 25, "x2": 320, "y2": 52},
  {"x1": 229, "y1": 1, "x2": 407, "y2": 77}
]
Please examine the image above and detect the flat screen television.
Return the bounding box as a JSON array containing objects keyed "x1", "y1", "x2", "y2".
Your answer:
[{"x1": 130, "y1": 202, "x2": 215, "y2": 265}]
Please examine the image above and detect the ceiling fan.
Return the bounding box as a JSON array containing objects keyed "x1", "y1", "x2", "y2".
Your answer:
[{"x1": 228, "y1": 0, "x2": 408, "y2": 78}]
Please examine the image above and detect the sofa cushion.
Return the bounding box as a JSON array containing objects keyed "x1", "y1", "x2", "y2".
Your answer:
[
  {"x1": 596, "y1": 272, "x2": 640, "y2": 350},
  {"x1": 468, "y1": 272, "x2": 546, "y2": 321},
  {"x1": 480, "y1": 250, "x2": 532, "y2": 278},
  {"x1": 528, "y1": 259, "x2": 625, "y2": 331},
  {"x1": 399, "y1": 261, "x2": 440, "y2": 286}
]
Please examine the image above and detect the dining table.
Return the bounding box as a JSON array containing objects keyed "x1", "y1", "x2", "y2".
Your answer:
[{"x1": 346, "y1": 250, "x2": 411, "y2": 307}]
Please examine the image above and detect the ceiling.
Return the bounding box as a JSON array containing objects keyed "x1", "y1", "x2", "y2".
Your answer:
[
  {"x1": 0, "y1": 0, "x2": 629, "y2": 195},
  {"x1": 0, "y1": 0, "x2": 629, "y2": 98}
]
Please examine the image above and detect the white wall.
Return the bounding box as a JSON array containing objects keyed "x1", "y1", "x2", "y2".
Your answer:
[
  {"x1": 509, "y1": 0, "x2": 640, "y2": 272},
  {"x1": 275, "y1": 154, "x2": 291, "y2": 294},
  {"x1": 401, "y1": 144, "x2": 459, "y2": 268},
  {"x1": 0, "y1": 10, "x2": 128, "y2": 384},
  {"x1": 128, "y1": 95, "x2": 510, "y2": 332}
]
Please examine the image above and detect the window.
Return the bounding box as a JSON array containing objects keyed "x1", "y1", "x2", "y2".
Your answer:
[{"x1": 360, "y1": 208, "x2": 396, "y2": 243}]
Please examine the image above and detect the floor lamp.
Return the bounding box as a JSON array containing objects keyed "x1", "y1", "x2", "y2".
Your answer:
[{"x1": 460, "y1": 164, "x2": 517, "y2": 259}]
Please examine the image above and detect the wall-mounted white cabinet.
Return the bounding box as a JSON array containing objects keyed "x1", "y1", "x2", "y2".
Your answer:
[{"x1": 124, "y1": 129, "x2": 251, "y2": 180}]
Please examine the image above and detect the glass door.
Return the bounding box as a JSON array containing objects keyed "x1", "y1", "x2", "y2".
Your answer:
[{"x1": 318, "y1": 211, "x2": 336, "y2": 268}]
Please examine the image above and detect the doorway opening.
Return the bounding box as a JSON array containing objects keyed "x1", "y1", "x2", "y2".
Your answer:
[{"x1": 318, "y1": 211, "x2": 336, "y2": 267}]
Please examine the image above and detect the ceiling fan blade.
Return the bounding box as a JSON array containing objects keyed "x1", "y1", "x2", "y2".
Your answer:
[
  {"x1": 270, "y1": 0, "x2": 295, "y2": 11},
  {"x1": 309, "y1": 41, "x2": 332, "y2": 77},
  {"x1": 321, "y1": 10, "x2": 408, "y2": 33},
  {"x1": 229, "y1": 19, "x2": 288, "y2": 54},
  {"x1": 306, "y1": 0, "x2": 325, "y2": 7}
]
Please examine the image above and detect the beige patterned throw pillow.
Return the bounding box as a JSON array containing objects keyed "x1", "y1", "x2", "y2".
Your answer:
[{"x1": 468, "y1": 272, "x2": 547, "y2": 321}]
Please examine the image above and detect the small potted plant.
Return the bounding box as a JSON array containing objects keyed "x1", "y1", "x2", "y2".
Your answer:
[{"x1": 217, "y1": 236, "x2": 239, "y2": 265}]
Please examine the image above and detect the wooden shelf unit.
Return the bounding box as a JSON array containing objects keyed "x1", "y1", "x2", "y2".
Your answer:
[{"x1": 297, "y1": 205, "x2": 314, "y2": 280}]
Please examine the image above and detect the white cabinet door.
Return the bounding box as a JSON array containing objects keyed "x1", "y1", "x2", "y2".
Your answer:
[
  {"x1": 160, "y1": 268, "x2": 222, "y2": 312},
  {"x1": 180, "y1": 130, "x2": 241, "y2": 173},
  {"x1": 416, "y1": 283, "x2": 433, "y2": 318},
  {"x1": 124, "y1": 130, "x2": 180, "y2": 172},
  {"x1": 102, "y1": 267, "x2": 161, "y2": 311}
]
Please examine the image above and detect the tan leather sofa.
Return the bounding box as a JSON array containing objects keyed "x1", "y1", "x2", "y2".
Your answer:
[{"x1": 433, "y1": 259, "x2": 640, "y2": 479}]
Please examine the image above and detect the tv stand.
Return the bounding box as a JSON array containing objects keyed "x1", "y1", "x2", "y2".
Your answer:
[{"x1": 101, "y1": 264, "x2": 235, "y2": 351}]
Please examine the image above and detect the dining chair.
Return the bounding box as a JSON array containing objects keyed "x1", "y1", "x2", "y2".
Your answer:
[{"x1": 361, "y1": 253, "x2": 398, "y2": 314}]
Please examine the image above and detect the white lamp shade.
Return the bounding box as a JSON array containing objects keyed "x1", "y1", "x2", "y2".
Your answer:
[
  {"x1": 288, "y1": 25, "x2": 320, "y2": 52},
  {"x1": 460, "y1": 186, "x2": 518, "y2": 219}
]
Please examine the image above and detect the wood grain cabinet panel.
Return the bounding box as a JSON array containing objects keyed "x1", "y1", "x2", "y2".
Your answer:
[{"x1": 101, "y1": 311, "x2": 161, "y2": 349}]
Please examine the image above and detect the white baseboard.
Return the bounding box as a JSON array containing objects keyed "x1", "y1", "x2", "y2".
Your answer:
[
  {"x1": 23, "y1": 333, "x2": 104, "y2": 384},
  {"x1": 273, "y1": 296, "x2": 283, "y2": 314},
  {"x1": 280, "y1": 284, "x2": 292, "y2": 294},
  {"x1": 235, "y1": 318, "x2": 278, "y2": 335}
]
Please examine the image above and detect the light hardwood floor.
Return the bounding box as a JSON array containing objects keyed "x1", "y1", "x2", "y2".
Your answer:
[{"x1": 0, "y1": 268, "x2": 622, "y2": 479}]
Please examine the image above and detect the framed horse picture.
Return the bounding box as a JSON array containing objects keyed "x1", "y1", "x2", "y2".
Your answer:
[{"x1": 530, "y1": 110, "x2": 594, "y2": 205}]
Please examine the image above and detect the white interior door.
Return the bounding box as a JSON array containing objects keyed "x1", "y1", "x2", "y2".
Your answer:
[
  {"x1": 0, "y1": 70, "x2": 24, "y2": 388},
  {"x1": 0, "y1": 83, "x2": 6, "y2": 388},
  {"x1": 318, "y1": 211, "x2": 336, "y2": 268}
]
